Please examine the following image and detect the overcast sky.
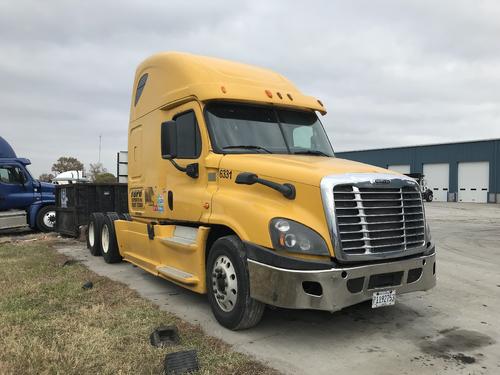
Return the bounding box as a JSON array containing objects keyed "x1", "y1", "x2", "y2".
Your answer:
[{"x1": 1, "y1": 0, "x2": 500, "y2": 177}]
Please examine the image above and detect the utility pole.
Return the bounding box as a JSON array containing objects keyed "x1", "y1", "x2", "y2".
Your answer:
[{"x1": 98, "y1": 134, "x2": 102, "y2": 163}]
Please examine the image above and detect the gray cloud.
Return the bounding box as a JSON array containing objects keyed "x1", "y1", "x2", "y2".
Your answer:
[{"x1": 1, "y1": 0, "x2": 499, "y2": 176}]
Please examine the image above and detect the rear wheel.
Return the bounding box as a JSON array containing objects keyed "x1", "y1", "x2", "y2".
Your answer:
[
  {"x1": 87, "y1": 213, "x2": 104, "y2": 256},
  {"x1": 206, "y1": 235, "x2": 264, "y2": 330},
  {"x1": 36, "y1": 205, "x2": 56, "y2": 232},
  {"x1": 100, "y1": 213, "x2": 122, "y2": 264}
]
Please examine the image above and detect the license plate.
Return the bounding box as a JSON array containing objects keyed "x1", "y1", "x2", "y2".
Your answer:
[{"x1": 372, "y1": 290, "x2": 396, "y2": 308}]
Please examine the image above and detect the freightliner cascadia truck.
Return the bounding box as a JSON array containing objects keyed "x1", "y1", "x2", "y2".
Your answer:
[
  {"x1": 86, "y1": 52, "x2": 436, "y2": 330},
  {"x1": 0, "y1": 136, "x2": 56, "y2": 232}
]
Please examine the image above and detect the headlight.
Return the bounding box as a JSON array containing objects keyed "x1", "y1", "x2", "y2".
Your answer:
[{"x1": 269, "y1": 218, "x2": 330, "y2": 256}]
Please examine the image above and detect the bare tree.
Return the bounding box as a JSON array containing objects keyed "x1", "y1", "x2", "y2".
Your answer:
[
  {"x1": 89, "y1": 162, "x2": 107, "y2": 182},
  {"x1": 51, "y1": 157, "x2": 84, "y2": 174},
  {"x1": 38, "y1": 173, "x2": 55, "y2": 182}
]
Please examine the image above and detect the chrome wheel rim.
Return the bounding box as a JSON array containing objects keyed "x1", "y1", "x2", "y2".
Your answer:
[
  {"x1": 88, "y1": 222, "x2": 95, "y2": 247},
  {"x1": 211, "y1": 255, "x2": 238, "y2": 312},
  {"x1": 43, "y1": 211, "x2": 56, "y2": 228},
  {"x1": 101, "y1": 225, "x2": 110, "y2": 254}
]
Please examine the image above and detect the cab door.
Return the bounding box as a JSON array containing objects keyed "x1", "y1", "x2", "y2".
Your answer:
[
  {"x1": 0, "y1": 164, "x2": 34, "y2": 210},
  {"x1": 163, "y1": 101, "x2": 212, "y2": 223}
]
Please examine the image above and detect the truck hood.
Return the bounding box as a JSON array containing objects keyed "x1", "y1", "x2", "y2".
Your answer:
[
  {"x1": 39, "y1": 181, "x2": 56, "y2": 193},
  {"x1": 220, "y1": 154, "x2": 397, "y2": 187}
]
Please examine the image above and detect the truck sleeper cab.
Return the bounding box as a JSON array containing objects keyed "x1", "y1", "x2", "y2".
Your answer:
[
  {"x1": 87, "y1": 52, "x2": 436, "y2": 330},
  {"x1": 0, "y1": 136, "x2": 56, "y2": 232}
]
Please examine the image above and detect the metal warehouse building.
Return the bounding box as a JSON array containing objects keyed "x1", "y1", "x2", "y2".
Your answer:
[{"x1": 336, "y1": 139, "x2": 500, "y2": 204}]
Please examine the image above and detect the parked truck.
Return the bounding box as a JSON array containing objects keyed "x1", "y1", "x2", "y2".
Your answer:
[
  {"x1": 0, "y1": 136, "x2": 56, "y2": 232},
  {"x1": 86, "y1": 52, "x2": 436, "y2": 330}
]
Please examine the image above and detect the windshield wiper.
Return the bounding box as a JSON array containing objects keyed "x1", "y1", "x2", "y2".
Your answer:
[
  {"x1": 223, "y1": 145, "x2": 272, "y2": 154},
  {"x1": 293, "y1": 150, "x2": 330, "y2": 157}
]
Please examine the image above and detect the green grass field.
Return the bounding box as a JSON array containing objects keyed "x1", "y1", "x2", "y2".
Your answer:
[{"x1": 0, "y1": 239, "x2": 278, "y2": 375}]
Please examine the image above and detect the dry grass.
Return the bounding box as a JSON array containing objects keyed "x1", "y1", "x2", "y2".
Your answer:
[{"x1": 0, "y1": 240, "x2": 279, "y2": 375}]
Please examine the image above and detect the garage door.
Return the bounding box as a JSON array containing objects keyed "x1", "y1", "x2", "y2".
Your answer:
[
  {"x1": 423, "y1": 163, "x2": 449, "y2": 202},
  {"x1": 458, "y1": 161, "x2": 489, "y2": 203},
  {"x1": 387, "y1": 164, "x2": 410, "y2": 174}
]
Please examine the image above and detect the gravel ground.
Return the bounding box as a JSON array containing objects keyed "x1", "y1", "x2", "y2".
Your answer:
[{"x1": 55, "y1": 202, "x2": 500, "y2": 374}]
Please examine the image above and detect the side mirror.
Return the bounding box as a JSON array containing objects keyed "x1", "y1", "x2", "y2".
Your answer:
[
  {"x1": 18, "y1": 171, "x2": 28, "y2": 187},
  {"x1": 161, "y1": 120, "x2": 178, "y2": 159}
]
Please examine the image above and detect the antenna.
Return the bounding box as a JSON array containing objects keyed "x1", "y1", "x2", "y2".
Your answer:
[{"x1": 98, "y1": 134, "x2": 102, "y2": 163}]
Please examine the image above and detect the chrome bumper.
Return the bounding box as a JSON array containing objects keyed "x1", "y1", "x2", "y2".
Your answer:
[{"x1": 248, "y1": 252, "x2": 436, "y2": 312}]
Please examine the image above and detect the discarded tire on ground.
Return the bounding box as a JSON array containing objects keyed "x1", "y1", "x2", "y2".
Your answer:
[
  {"x1": 150, "y1": 326, "x2": 180, "y2": 347},
  {"x1": 164, "y1": 350, "x2": 199, "y2": 375}
]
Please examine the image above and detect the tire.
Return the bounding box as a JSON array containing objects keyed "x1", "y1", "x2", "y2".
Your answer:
[
  {"x1": 119, "y1": 213, "x2": 131, "y2": 221},
  {"x1": 100, "y1": 212, "x2": 122, "y2": 264},
  {"x1": 426, "y1": 194, "x2": 433, "y2": 202},
  {"x1": 87, "y1": 213, "x2": 105, "y2": 256},
  {"x1": 206, "y1": 235, "x2": 265, "y2": 330},
  {"x1": 36, "y1": 205, "x2": 56, "y2": 232}
]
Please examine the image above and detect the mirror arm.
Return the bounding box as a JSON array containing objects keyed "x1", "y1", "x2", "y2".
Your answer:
[
  {"x1": 168, "y1": 159, "x2": 199, "y2": 179},
  {"x1": 168, "y1": 159, "x2": 187, "y2": 173}
]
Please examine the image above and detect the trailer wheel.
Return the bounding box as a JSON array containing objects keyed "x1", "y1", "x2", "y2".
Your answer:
[
  {"x1": 36, "y1": 205, "x2": 56, "y2": 232},
  {"x1": 87, "y1": 213, "x2": 105, "y2": 256},
  {"x1": 206, "y1": 235, "x2": 265, "y2": 330},
  {"x1": 119, "y1": 213, "x2": 131, "y2": 221},
  {"x1": 100, "y1": 212, "x2": 122, "y2": 264}
]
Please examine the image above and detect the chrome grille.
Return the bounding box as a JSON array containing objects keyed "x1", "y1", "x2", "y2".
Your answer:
[{"x1": 333, "y1": 185, "x2": 425, "y2": 256}]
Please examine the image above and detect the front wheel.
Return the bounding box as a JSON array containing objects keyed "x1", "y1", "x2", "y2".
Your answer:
[
  {"x1": 36, "y1": 205, "x2": 56, "y2": 232},
  {"x1": 206, "y1": 235, "x2": 264, "y2": 330}
]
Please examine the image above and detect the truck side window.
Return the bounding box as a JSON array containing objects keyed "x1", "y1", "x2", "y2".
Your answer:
[
  {"x1": 0, "y1": 166, "x2": 25, "y2": 184},
  {"x1": 173, "y1": 111, "x2": 202, "y2": 159},
  {"x1": 134, "y1": 73, "x2": 148, "y2": 106}
]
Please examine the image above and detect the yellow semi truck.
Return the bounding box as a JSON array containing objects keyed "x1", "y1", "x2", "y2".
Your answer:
[{"x1": 87, "y1": 52, "x2": 436, "y2": 330}]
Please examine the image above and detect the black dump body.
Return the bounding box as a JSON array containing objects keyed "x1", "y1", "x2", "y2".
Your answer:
[{"x1": 55, "y1": 183, "x2": 128, "y2": 237}]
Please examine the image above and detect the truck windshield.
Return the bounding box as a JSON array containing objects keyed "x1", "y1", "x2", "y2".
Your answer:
[{"x1": 205, "y1": 102, "x2": 334, "y2": 156}]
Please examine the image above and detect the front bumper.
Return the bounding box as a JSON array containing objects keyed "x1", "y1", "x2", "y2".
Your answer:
[{"x1": 247, "y1": 248, "x2": 436, "y2": 312}]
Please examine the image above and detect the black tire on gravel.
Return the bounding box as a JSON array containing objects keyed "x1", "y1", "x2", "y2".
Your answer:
[
  {"x1": 87, "y1": 213, "x2": 105, "y2": 256},
  {"x1": 100, "y1": 212, "x2": 122, "y2": 264},
  {"x1": 36, "y1": 205, "x2": 56, "y2": 232},
  {"x1": 206, "y1": 235, "x2": 265, "y2": 330}
]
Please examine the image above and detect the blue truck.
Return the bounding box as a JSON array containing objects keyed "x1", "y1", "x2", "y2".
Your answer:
[{"x1": 0, "y1": 136, "x2": 56, "y2": 232}]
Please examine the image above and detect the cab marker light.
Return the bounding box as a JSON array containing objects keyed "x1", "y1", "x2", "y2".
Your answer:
[{"x1": 265, "y1": 89, "x2": 273, "y2": 98}]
